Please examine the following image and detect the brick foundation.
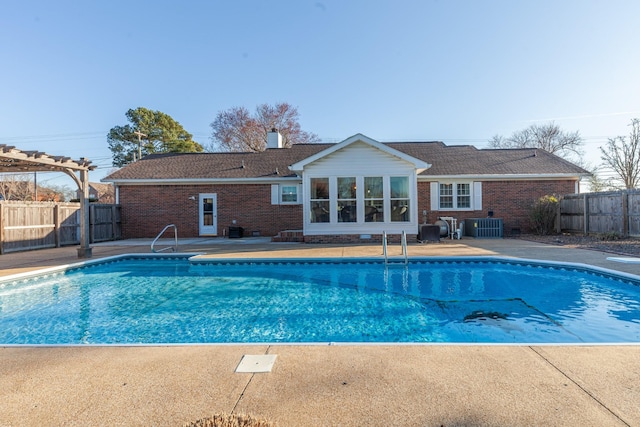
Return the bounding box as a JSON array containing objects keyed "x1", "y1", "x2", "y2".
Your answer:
[{"x1": 302, "y1": 234, "x2": 409, "y2": 244}]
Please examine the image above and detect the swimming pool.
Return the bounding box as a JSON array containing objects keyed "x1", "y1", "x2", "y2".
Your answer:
[{"x1": 1, "y1": 255, "x2": 639, "y2": 344}]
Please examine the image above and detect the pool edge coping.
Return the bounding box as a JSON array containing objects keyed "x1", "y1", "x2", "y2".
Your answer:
[{"x1": 2, "y1": 252, "x2": 639, "y2": 284}]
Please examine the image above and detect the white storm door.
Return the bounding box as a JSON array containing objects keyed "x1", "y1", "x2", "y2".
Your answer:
[{"x1": 199, "y1": 193, "x2": 217, "y2": 235}]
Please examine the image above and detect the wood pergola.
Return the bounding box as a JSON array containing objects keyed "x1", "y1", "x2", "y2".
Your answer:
[{"x1": 0, "y1": 144, "x2": 97, "y2": 258}]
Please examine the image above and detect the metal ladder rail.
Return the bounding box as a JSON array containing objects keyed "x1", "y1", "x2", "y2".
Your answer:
[
  {"x1": 401, "y1": 230, "x2": 408, "y2": 265},
  {"x1": 151, "y1": 224, "x2": 178, "y2": 253},
  {"x1": 382, "y1": 231, "x2": 388, "y2": 264},
  {"x1": 382, "y1": 231, "x2": 408, "y2": 265}
]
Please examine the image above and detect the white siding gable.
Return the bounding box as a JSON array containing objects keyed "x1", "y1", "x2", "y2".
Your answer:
[{"x1": 305, "y1": 141, "x2": 415, "y2": 176}]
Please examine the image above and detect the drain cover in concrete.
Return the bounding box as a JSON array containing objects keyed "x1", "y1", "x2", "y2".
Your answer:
[{"x1": 235, "y1": 354, "x2": 277, "y2": 373}]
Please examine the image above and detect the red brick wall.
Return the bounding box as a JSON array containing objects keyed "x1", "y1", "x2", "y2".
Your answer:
[
  {"x1": 118, "y1": 184, "x2": 302, "y2": 238},
  {"x1": 481, "y1": 181, "x2": 576, "y2": 233},
  {"x1": 119, "y1": 179, "x2": 577, "y2": 239},
  {"x1": 419, "y1": 180, "x2": 577, "y2": 235}
]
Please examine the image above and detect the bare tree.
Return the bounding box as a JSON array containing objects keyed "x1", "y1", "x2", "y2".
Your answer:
[
  {"x1": 0, "y1": 174, "x2": 34, "y2": 201},
  {"x1": 209, "y1": 102, "x2": 320, "y2": 152},
  {"x1": 0, "y1": 174, "x2": 73, "y2": 201},
  {"x1": 488, "y1": 122, "x2": 583, "y2": 161},
  {"x1": 584, "y1": 166, "x2": 613, "y2": 192},
  {"x1": 42, "y1": 184, "x2": 74, "y2": 202},
  {"x1": 209, "y1": 106, "x2": 264, "y2": 152},
  {"x1": 600, "y1": 118, "x2": 640, "y2": 189}
]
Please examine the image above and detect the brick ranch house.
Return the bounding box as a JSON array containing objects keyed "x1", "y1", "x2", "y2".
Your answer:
[{"x1": 103, "y1": 131, "x2": 589, "y2": 242}]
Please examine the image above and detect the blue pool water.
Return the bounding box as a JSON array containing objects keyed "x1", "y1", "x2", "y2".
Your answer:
[{"x1": 0, "y1": 256, "x2": 639, "y2": 344}]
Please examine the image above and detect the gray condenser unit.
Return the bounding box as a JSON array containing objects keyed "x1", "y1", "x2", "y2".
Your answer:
[{"x1": 464, "y1": 218, "x2": 503, "y2": 238}]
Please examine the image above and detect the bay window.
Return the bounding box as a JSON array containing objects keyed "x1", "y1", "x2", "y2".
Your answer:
[{"x1": 308, "y1": 175, "x2": 414, "y2": 224}]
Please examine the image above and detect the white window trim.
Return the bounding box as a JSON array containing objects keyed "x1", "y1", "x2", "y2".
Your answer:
[{"x1": 430, "y1": 181, "x2": 482, "y2": 211}]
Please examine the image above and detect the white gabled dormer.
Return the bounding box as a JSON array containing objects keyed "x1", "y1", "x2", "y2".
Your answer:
[{"x1": 290, "y1": 133, "x2": 431, "y2": 237}]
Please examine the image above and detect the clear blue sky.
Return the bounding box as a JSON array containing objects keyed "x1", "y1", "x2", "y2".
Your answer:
[{"x1": 1, "y1": 0, "x2": 639, "y2": 189}]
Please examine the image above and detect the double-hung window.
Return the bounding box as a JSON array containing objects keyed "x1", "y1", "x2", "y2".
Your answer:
[
  {"x1": 456, "y1": 183, "x2": 471, "y2": 208},
  {"x1": 281, "y1": 185, "x2": 298, "y2": 203},
  {"x1": 310, "y1": 178, "x2": 330, "y2": 223},
  {"x1": 271, "y1": 184, "x2": 300, "y2": 205},
  {"x1": 337, "y1": 177, "x2": 357, "y2": 222},
  {"x1": 390, "y1": 176, "x2": 410, "y2": 222},
  {"x1": 433, "y1": 182, "x2": 478, "y2": 210},
  {"x1": 439, "y1": 183, "x2": 454, "y2": 209},
  {"x1": 364, "y1": 176, "x2": 384, "y2": 222}
]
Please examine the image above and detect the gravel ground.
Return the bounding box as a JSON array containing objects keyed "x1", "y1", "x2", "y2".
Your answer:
[{"x1": 518, "y1": 234, "x2": 640, "y2": 257}]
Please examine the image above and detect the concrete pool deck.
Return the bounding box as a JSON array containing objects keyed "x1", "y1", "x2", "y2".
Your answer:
[{"x1": 0, "y1": 237, "x2": 639, "y2": 426}]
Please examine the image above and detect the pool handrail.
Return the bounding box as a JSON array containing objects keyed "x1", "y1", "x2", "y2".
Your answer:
[
  {"x1": 401, "y1": 230, "x2": 408, "y2": 264},
  {"x1": 382, "y1": 231, "x2": 408, "y2": 265},
  {"x1": 382, "y1": 231, "x2": 388, "y2": 263},
  {"x1": 151, "y1": 224, "x2": 178, "y2": 253}
]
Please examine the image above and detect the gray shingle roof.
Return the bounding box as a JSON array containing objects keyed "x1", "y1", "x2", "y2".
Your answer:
[
  {"x1": 103, "y1": 141, "x2": 589, "y2": 181},
  {"x1": 388, "y1": 142, "x2": 589, "y2": 176}
]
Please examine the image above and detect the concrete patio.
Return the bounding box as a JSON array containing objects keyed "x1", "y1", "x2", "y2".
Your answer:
[{"x1": 0, "y1": 237, "x2": 639, "y2": 426}]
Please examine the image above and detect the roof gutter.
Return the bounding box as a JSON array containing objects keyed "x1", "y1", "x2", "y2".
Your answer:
[
  {"x1": 102, "y1": 177, "x2": 302, "y2": 185},
  {"x1": 418, "y1": 173, "x2": 590, "y2": 181}
]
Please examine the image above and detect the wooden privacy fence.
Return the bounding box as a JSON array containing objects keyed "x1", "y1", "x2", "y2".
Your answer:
[
  {"x1": 0, "y1": 202, "x2": 121, "y2": 254},
  {"x1": 560, "y1": 190, "x2": 640, "y2": 237}
]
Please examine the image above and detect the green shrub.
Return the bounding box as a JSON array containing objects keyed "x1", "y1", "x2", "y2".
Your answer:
[{"x1": 530, "y1": 195, "x2": 559, "y2": 235}]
